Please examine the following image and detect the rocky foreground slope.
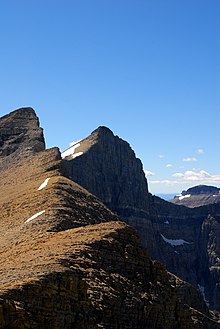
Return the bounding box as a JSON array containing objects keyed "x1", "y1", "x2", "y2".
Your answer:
[
  {"x1": 0, "y1": 108, "x2": 219, "y2": 328},
  {"x1": 63, "y1": 125, "x2": 220, "y2": 312}
]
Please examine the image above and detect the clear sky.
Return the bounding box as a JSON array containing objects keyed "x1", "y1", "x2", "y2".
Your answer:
[{"x1": 0, "y1": 0, "x2": 219, "y2": 194}]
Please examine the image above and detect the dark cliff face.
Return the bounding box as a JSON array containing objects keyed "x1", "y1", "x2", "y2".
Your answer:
[
  {"x1": 1, "y1": 108, "x2": 219, "y2": 328},
  {"x1": 201, "y1": 214, "x2": 220, "y2": 309},
  {"x1": 63, "y1": 126, "x2": 220, "y2": 312},
  {"x1": 0, "y1": 107, "x2": 45, "y2": 167},
  {"x1": 150, "y1": 196, "x2": 220, "y2": 310},
  {"x1": 63, "y1": 126, "x2": 150, "y2": 215}
]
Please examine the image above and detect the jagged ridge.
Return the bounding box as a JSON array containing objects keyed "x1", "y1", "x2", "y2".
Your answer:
[{"x1": 0, "y1": 108, "x2": 219, "y2": 328}]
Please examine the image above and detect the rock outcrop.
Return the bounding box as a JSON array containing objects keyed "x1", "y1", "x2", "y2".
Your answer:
[
  {"x1": 63, "y1": 126, "x2": 220, "y2": 312},
  {"x1": 0, "y1": 108, "x2": 219, "y2": 328},
  {"x1": 0, "y1": 107, "x2": 45, "y2": 168},
  {"x1": 170, "y1": 185, "x2": 220, "y2": 207},
  {"x1": 63, "y1": 126, "x2": 150, "y2": 215}
]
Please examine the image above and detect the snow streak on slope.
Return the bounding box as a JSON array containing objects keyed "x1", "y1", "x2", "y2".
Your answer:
[
  {"x1": 25, "y1": 210, "x2": 45, "y2": 223},
  {"x1": 61, "y1": 142, "x2": 83, "y2": 159},
  {"x1": 38, "y1": 178, "x2": 50, "y2": 190},
  {"x1": 178, "y1": 194, "x2": 191, "y2": 200},
  {"x1": 160, "y1": 234, "x2": 192, "y2": 246}
]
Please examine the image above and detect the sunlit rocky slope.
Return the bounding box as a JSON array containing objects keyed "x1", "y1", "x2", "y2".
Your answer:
[{"x1": 0, "y1": 108, "x2": 219, "y2": 328}]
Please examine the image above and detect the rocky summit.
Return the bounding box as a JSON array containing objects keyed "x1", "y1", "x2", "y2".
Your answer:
[
  {"x1": 0, "y1": 107, "x2": 45, "y2": 168},
  {"x1": 0, "y1": 108, "x2": 220, "y2": 329},
  {"x1": 62, "y1": 126, "x2": 150, "y2": 215}
]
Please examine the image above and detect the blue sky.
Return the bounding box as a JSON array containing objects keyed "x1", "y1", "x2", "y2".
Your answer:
[{"x1": 0, "y1": 0, "x2": 219, "y2": 194}]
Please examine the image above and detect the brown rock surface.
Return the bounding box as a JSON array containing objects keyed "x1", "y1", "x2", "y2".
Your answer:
[{"x1": 0, "y1": 107, "x2": 45, "y2": 170}]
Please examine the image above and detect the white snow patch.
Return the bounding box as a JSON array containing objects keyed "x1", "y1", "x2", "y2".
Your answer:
[
  {"x1": 164, "y1": 220, "x2": 169, "y2": 224},
  {"x1": 160, "y1": 234, "x2": 192, "y2": 246},
  {"x1": 72, "y1": 151, "x2": 83, "y2": 159},
  {"x1": 61, "y1": 143, "x2": 81, "y2": 159},
  {"x1": 179, "y1": 194, "x2": 191, "y2": 200},
  {"x1": 25, "y1": 210, "x2": 45, "y2": 223},
  {"x1": 213, "y1": 195, "x2": 217, "y2": 197},
  {"x1": 38, "y1": 178, "x2": 50, "y2": 191},
  {"x1": 69, "y1": 140, "x2": 80, "y2": 147}
]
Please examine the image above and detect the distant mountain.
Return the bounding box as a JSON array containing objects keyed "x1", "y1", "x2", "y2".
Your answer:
[
  {"x1": 183, "y1": 185, "x2": 220, "y2": 195},
  {"x1": 170, "y1": 185, "x2": 220, "y2": 208}
]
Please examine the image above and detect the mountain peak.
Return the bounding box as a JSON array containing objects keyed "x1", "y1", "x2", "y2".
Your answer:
[
  {"x1": 0, "y1": 107, "x2": 45, "y2": 165},
  {"x1": 182, "y1": 185, "x2": 220, "y2": 196},
  {"x1": 63, "y1": 126, "x2": 150, "y2": 216},
  {"x1": 1, "y1": 107, "x2": 38, "y2": 121},
  {"x1": 91, "y1": 126, "x2": 114, "y2": 138}
]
